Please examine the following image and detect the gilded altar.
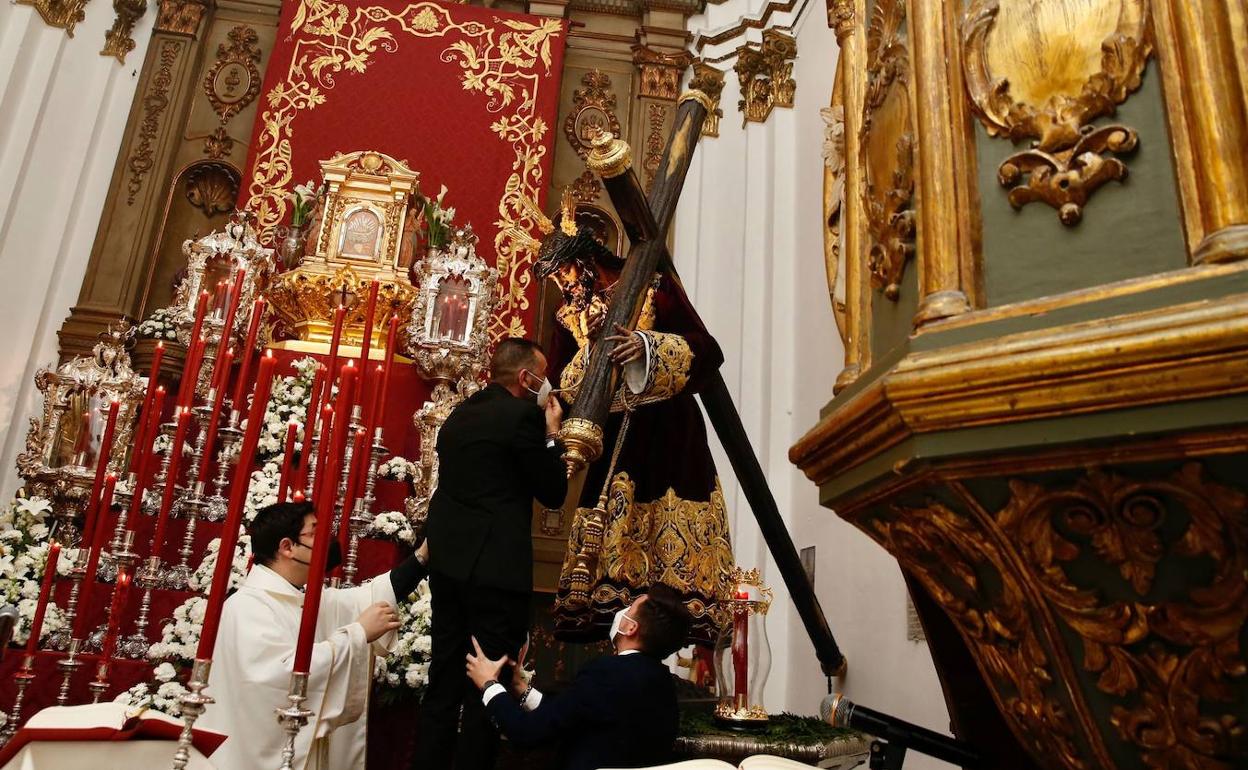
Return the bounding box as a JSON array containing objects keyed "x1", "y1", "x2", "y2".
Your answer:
[{"x1": 795, "y1": 1, "x2": 1248, "y2": 769}]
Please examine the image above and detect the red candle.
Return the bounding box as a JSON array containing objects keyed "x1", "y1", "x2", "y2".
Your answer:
[
  {"x1": 232, "y1": 298, "x2": 267, "y2": 407},
  {"x1": 197, "y1": 352, "x2": 277, "y2": 660},
  {"x1": 151, "y1": 407, "x2": 192, "y2": 559},
  {"x1": 212, "y1": 268, "x2": 247, "y2": 394},
  {"x1": 177, "y1": 335, "x2": 207, "y2": 411},
  {"x1": 75, "y1": 473, "x2": 118, "y2": 639},
  {"x1": 295, "y1": 364, "x2": 327, "y2": 492},
  {"x1": 732, "y1": 591, "x2": 749, "y2": 705},
  {"x1": 295, "y1": 363, "x2": 356, "y2": 674},
  {"x1": 278, "y1": 419, "x2": 299, "y2": 502},
  {"x1": 325, "y1": 304, "x2": 347, "y2": 386},
  {"x1": 176, "y1": 291, "x2": 210, "y2": 408},
  {"x1": 128, "y1": 387, "x2": 166, "y2": 524},
  {"x1": 356, "y1": 281, "x2": 380, "y2": 379},
  {"x1": 26, "y1": 542, "x2": 61, "y2": 654},
  {"x1": 101, "y1": 568, "x2": 131, "y2": 660},
  {"x1": 340, "y1": 427, "x2": 368, "y2": 551},
  {"x1": 369, "y1": 315, "x2": 400, "y2": 430},
  {"x1": 81, "y1": 400, "x2": 120, "y2": 550},
  {"x1": 315, "y1": 362, "x2": 356, "y2": 504},
  {"x1": 196, "y1": 349, "x2": 234, "y2": 482},
  {"x1": 130, "y1": 342, "x2": 165, "y2": 469}
]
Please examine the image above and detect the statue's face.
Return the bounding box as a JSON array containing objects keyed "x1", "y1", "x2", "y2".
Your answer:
[{"x1": 553, "y1": 263, "x2": 584, "y2": 298}]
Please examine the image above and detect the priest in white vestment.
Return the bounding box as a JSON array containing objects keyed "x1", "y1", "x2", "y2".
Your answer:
[{"x1": 199, "y1": 500, "x2": 428, "y2": 770}]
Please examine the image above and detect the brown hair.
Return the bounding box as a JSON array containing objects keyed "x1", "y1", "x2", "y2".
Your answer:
[
  {"x1": 635, "y1": 583, "x2": 692, "y2": 659},
  {"x1": 490, "y1": 338, "x2": 544, "y2": 387}
]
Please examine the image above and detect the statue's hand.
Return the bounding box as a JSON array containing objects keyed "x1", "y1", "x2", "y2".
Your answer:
[{"x1": 605, "y1": 324, "x2": 644, "y2": 365}]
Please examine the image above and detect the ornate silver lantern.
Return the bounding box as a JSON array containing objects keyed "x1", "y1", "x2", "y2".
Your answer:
[{"x1": 16, "y1": 322, "x2": 146, "y2": 544}]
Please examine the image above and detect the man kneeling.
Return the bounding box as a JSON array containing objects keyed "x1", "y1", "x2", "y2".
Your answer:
[
  {"x1": 200, "y1": 501, "x2": 427, "y2": 770},
  {"x1": 466, "y1": 584, "x2": 692, "y2": 770}
]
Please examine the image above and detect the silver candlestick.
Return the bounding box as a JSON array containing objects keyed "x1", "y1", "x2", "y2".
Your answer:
[
  {"x1": 55, "y1": 639, "x2": 84, "y2": 706},
  {"x1": 87, "y1": 660, "x2": 111, "y2": 703},
  {"x1": 1, "y1": 655, "x2": 38, "y2": 747},
  {"x1": 342, "y1": 428, "x2": 386, "y2": 587},
  {"x1": 145, "y1": 421, "x2": 179, "y2": 516},
  {"x1": 275, "y1": 671, "x2": 312, "y2": 770},
  {"x1": 170, "y1": 658, "x2": 214, "y2": 770},
  {"x1": 205, "y1": 412, "x2": 243, "y2": 522},
  {"x1": 46, "y1": 565, "x2": 85, "y2": 652},
  {"x1": 167, "y1": 481, "x2": 206, "y2": 589},
  {"x1": 119, "y1": 556, "x2": 162, "y2": 659}
]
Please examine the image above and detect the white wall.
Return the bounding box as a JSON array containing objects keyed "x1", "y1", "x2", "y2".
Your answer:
[
  {"x1": 0, "y1": 2, "x2": 154, "y2": 501},
  {"x1": 677, "y1": 7, "x2": 955, "y2": 768}
]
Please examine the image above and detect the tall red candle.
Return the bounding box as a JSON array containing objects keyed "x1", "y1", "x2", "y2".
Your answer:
[
  {"x1": 128, "y1": 386, "x2": 166, "y2": 523},
  {"x1": 197, "y1": 352, "x2": 277, "y2": 660},
  {"x1": 176, "y1": 291, "x2": 210, "y2": 408},
  {"x1": 27, "y1": 542, "x2": 60, "y2": 654},
  {"x1": 295, "y1": 365, "x2": 327, "y2": 492},
  {"x1": 278, "y1": 420, "x2": 299, "y2": 502},
  {"x1": 130, "y1": 342, "x2": 165, "y2": 473},
  {"x1": 315, "y1": 362, "x2": 356, "y2": 504},
  {"x1": 232, "y1": 298, "x2": 267, "y2": 407},
  {"x1": 196, "y1": 349, "x2": 234, "y2": 482},
  {"x1": 75, "y1": 473, "x2": 118, "y2": 639},
  {"x1": 295, "y1": 363, "x2": 356, "y2": 673},
  {"x1": 151, "y1": 407, "x2": 192, "y2": 559},
  {"x1": 177, "y1": 335, "x2": 208, "y2": 411},
  {"x1": 212, "y1": 268, "x2": 247, "y2": 394},
  {"x1": 370, "y1": 315, "x2": 400, "y2": 430},
  {"x1": 732, "y1": 591, "x2": 749, "y2": 705},
  {"x1": 81, "y1": 400, "x2": 120, "y2": 549},
  {"x1": 101, "y1": 569, "x2": 132, "y2": 660},
  {"x1": 356, "y1": 281, "x2": 380, "y2": 380}
]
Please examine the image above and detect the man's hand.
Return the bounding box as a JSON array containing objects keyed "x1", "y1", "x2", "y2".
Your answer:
[
  {"x1": 605, "y1": 324, "x2": 643, "y2": 366},
  {"x1": 544, "y1": 394, "x2": 564, "y2": 438},
  {"x1": 357, "y1": 602, "x2": 401, "y2": 642},
  {"x1": 509, "y1": 636, "x2": 532, "y2": 698},
  {"x1": 466, "y1": 636, "x2": 509, "y2": 691}
]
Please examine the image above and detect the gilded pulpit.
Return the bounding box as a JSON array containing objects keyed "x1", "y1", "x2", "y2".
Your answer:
[{"x1": 795, "y1": 1, "x2": 1248, "y2": 769}]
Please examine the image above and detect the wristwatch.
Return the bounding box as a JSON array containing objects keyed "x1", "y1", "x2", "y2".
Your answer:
[{"x1": 482, "y1": 679, "x2": 499, "y2": 692}]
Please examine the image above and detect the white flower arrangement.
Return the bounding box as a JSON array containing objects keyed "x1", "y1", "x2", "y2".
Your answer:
[
  {"x1": 148, "y1": 595, "x2": 207, "y2": 665},
  {"x1": 288, "y1": 180, "x2": 319, "y2": 228},
  {"x1": 244, "y1": 463, "x2": 282, "y2": 524},
  {"x1": 113, "y1": 662, "x2": 188, "y2": 717},
  {"x1": 366, "y1": 511, "x2": 416, "y2": 547},
  {"x1": 0, "y1": 492, "x2": 70, "y2": 646},
  {"x1": 377, "y1": 456, "x2": 418, "y2": 482},
  {"x1": 373, "y1": 579, "x2": 433, "y2": 701},
  {"x1": 422, "y1": 184, "x2": 457, "y2": 249},
  {"x1": 186, "y1": 533, "x2": 251, "y2": 593},
  {"x1": 137, "y1": 307, "x2": 181, "y2": 341}
]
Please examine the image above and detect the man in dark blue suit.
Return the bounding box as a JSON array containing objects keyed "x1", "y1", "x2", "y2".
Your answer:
[{"x1": 466, "y1": 583, "x2": 693, "y2": 770}]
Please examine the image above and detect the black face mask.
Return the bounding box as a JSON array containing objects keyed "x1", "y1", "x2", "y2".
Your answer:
[{"x1": 292, "y1": 538, "x2": 343, "y2": 572}]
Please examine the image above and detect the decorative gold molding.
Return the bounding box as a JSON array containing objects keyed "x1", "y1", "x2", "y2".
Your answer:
[
  {"x1": 154, "y1": 0, "x2": 207, "y2": 36},
  {"x1": 203, "y1": 126, "x2": 235, "y2": 159},
  {"x1": 632, "y1": 45, "x2": 693, "y2": 101},
  {"x1": 961, "y1": 0, "x2": 1151, "y2": 224},
  {"x1": 792, "y1": 292, "x2": 1248, "y2": 483},
  {"x1": 643, "y1": 103, "x2": 668, "y2": 189},
  {"x1": 822, "y1": 72, "x2": 846, "y2": 343},
  {"x1": 203, "y1": 26, "x2": 262, "y2": 125},
  {"x1": 688, "y1": 62, "x2": 725, "y2": 138},
  {"x1": 585, "y1": 128, "x2": 633, "y2": 179},
  {"x1": 734, "y1": 29, "x2": 796, "y2": 126},
  {"x1": 569, "y1": 170, "x2": 601, "y2": 204},
  {"x1": 184, "y1": 162, "x2": 240, "y2": 216},
  {"x1": 127, "y1": 39, "x2": 183, "y2": 206},
  {"x1": 100, "y1": 0, "x2": 147, "y2": 62},
  {"x1": 564, "y1": 70, "x2": 622, "y2": 160},
  {"x1": 16, "y1": 0, "x2": 90, "y2": 37},
  {"x1": 693, "y1": 0, "x2": 798, "y2": 51},
  {"x1": 860, "y1": 0, "x2": 914, "y2": 300}
]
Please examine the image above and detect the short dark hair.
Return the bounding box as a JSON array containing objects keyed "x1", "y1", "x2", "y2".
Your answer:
[
  {"x1": 248, "y1": 501, "x2": 314, "y2": 567},
  {"x1": 635, "y1": 583, "x2": 692, "y2": 659},
  {"x1": 490, "y1": 338, "x2": 544, "y2": 386}
]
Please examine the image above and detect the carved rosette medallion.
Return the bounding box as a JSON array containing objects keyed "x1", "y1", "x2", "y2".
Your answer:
[
  {"x1": 203, "y1": 26, "x2": 262, "y2": 124},
  {"x1": 564, "y1": 71, "x2": 622, "y2": 160},
  {"x1": 864, "y1": 463, "x2": 1248, "y2": 770},
  {"x1": 860, "y1": 0, "x2": 915, "y2": 301},
  {"x1": 962, "y1": 0, "x2": 1152, "y2": 225}
]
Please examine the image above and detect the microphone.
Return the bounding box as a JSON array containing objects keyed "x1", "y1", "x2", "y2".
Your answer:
[
  {"x1": 0, "y1": 604, "x2": 19, "y2": 660},
  {"x1": 821, "y1": 693, "x2": 981, "y2": 768}
]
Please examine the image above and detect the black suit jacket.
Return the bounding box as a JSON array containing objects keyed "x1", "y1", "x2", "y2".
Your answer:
[
  {"x1": 426, "y1": 383, "x2": 567, "y2": 592},
  {"x1": 485, "y1": 653, "x2": 679, "y2": 770}
]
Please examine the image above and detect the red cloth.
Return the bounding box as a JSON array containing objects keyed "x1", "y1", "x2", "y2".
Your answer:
[{"x1": 238, "y1": 0, "x2": 568, "y2": 341}]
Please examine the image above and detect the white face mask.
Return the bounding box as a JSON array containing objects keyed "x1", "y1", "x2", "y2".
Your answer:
[
  {"x1": 609, "y1": 607, "x2": 635, "y2": 646},
  {"x1": 524, "y1": 372, "x2": 553, "y2": 407}
]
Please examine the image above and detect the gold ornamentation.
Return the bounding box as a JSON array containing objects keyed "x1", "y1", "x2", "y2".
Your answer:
[
  {"x1": 962, "y1": 0, "x2": 1151, "y2": 224},
  {"x1": 585, "y1": 128, "x2": 633, "y2": 179},
  {"x1": 861, "y1": 0, "x2": 914, "y2": 300},
  {"x1": 559, "y1": 189, "x2": 578, "y2": 237},
  {"x1": 244, "y1": 0, "x2": 564, "y2": 341},
  {"x1": 127, "y1": 40, "x2": 183, "y2": 205},
  {"x1": 727, "y1": 566, "x2": 774, "y2": 614},
  {"x1": 558, "y1": 417, "x2": 604, "y2": 476},
  {"x1": 734, "y1": 29, "x2": 796, "y2": 126},
  {"x1": 16, "y1": 0, "x2": 90, "y2": 37},
  {"x1": 633, "y1": 46, "x2": 692, "y2": 101},
  {"x1": 822, "y1": 74, "x2": 847, "y2": 342},
  {"x1": 154, "y1": 0, "x2": 206, "y2": 35},
  {"x1": 267, "y1": 269, "x2": 418, "y2": 346},
  {"x1": 688, "y1": 64, "x2": 726, "y2": 138},
  {"x1": 644, "y1": 104, "x2": 668, "y2": 189},
  {"x1": 203, "y1": 127, "x2": 234, "y2": 159},
  {"x1": 407, "y1": 378, "x2": 476, "y2": 533},
  {"x1": 827, "y1": 0, "x2": 855, "y2": 38},
  {"x1": 564, "y1": 70, "x2": 622, "y2": 161},
  {"x1": 100, "y1": 0, "x2": 147, "y2": 62},
  {"x1": 569, "y1": 171, "x2": 600, "y2": 204},
  {"x1": 183, "y1": 162, "x2": 240, "y2": 216},
  {"x1": 203, "y1": 26, "x2": 262, "y2": 125}
]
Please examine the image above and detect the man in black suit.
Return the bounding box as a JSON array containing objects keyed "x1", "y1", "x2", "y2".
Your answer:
[
  {"x1": 465, "y1": 583, "x2": 692, "y2": 770},
  {"x1": 417, "y1": 338, "x2": 569, "y2": 770}
]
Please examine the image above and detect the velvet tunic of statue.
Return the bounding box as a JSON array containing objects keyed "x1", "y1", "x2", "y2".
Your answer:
[{"x1": 549, "y1": 272, "x2": 733, "y2": 645}]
